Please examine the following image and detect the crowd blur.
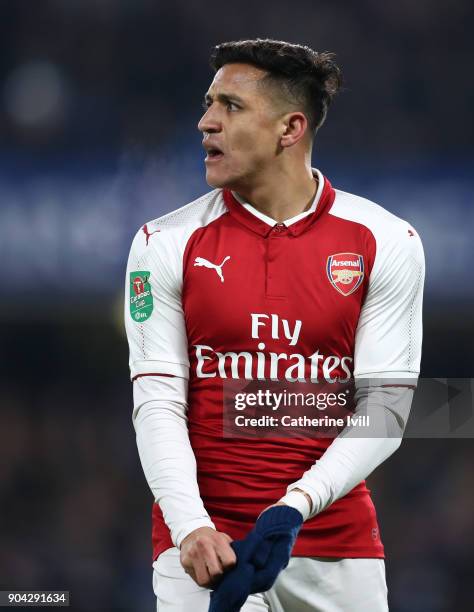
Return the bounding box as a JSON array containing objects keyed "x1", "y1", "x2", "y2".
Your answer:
[
  {"x1": 0, "y1": 0, "x2": 473, "y2": 154},
  {"x1": 0, "y1": 2, "x2": 473, "y2": 611}
]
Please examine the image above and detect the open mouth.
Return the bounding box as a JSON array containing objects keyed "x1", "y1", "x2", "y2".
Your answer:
[{"x1": 205, "y1": 146, "x2": 224, "y2": 162}]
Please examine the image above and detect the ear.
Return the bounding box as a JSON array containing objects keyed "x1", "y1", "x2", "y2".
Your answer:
[{"x1": 280, "y1": 112, "x2": 308, "y2": 148}]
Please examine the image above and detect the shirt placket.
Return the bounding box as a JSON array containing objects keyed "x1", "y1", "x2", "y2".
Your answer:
[{"x1": 265, "y1": 223, "x2": 289, "y2": 298}]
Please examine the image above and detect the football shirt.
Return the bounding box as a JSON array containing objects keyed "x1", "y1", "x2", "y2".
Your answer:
[{"x1": 125, "y1": 169, "x2": 424, "y2": 559}]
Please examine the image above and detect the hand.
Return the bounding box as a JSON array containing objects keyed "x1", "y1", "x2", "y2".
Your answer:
[
  {"x1": 248, "y1": 505, "x2": 303, "y2": 593},
  {"x1": 180, "y1": 527, "x2": 237, "y2": 588},
  {"x1": 209, "y1": 506, "x2": 303, "y2": 612}
]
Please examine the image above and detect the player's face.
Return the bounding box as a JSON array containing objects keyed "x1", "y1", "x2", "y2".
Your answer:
[{"x1": 198, "y1": 63, "x2": 284, "y2": 189}]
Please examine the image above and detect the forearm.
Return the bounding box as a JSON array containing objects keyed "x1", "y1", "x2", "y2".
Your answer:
[
  {"x1": 133, "y1": 376, "x2": 215, "y2": 547},
  {"x1": 282, "y1": 385, "x2": 414, "y2": 519}
]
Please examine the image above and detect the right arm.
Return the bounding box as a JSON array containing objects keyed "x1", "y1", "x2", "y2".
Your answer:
[
  {"x1": 125, "y1": 226, "x2": 236, "y2": 585},
  {"x1": 133, "y1": 375, "x2": 215, "y2": 546}
]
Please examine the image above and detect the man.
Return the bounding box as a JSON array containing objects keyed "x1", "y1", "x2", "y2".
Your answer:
[{"x1": 125, "y1": 39, "x2": 424, "y2": 611}]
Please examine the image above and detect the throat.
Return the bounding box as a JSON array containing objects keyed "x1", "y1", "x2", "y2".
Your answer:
[{"x1": 234, "y1": 176, "x2": 319, "y2": 224}]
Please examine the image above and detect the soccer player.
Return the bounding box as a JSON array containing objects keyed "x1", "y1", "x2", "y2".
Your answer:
[{"x1": 125, "y1": 39, "x2": 424, "y2": 611}]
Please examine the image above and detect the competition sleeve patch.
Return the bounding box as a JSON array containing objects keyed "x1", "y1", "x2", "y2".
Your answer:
[{"x1": 129, "y1": 271, "x2": 154, "y2": 321}]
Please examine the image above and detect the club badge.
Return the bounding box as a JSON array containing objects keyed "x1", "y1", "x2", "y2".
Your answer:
[
  {"x1": 129, "y1": 271, "x2": 154, "y2": 321},
  {"x1": 326, "y1": 253, "x2": 364, "y2": 296}
]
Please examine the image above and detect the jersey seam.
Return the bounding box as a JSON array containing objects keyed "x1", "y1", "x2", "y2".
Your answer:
[{"x1": 407, "y1": 254, "x2": 423, "y2": 371}]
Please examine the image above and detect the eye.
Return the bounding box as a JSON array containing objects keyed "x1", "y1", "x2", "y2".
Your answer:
[
  {"x1": 202, "y1": 100, "x2": 211, "y2": 111},
  {"x1": 226, "y1": 101, "x2": 240, "y2": 112}
]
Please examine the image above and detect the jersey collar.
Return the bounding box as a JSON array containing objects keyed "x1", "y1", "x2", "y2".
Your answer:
[{"x1": 223, "y1": 168, "x2": 335, "y2": 237}]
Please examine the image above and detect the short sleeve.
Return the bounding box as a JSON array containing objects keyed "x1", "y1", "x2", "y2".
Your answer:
[
  {"x1": 124, "y1": 226, "x2": 190, "y2": 380},
  {"x1": 354, "y1": 226, "x2": 425, "y2": 379}
]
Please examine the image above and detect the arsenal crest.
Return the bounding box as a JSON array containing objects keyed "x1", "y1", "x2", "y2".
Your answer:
[{"x1": 326, "y1": 253, "x2": 364, "y2": 296}]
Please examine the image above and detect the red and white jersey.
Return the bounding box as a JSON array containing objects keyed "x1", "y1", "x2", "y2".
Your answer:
[{"x1": 125, "y1": 170, "x2": 424, "y2": 560}]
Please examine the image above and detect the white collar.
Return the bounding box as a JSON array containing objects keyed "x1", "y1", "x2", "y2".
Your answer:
[{"x1": 232, "y1": 168, "x2": 324, "y2": 227}]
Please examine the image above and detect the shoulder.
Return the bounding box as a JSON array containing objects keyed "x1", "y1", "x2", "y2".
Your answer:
[
  {"x1": 330, "y1": 188, "x2": 424, "y2": 275},
  {"x1": 129, "y1": 189, "x2": 227, "y2": 258},
  {"x1": 145, "y1": 188, "x2": 226, "y2": 232},
  {"x1": 331, "y1": 188, "x2": 423, "y2": 254},
  {"x1": 330, "y1": 189, "x2": 417, "y2": 241}
]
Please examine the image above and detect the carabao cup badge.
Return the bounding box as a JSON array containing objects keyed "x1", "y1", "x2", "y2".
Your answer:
[
  {"x1": 326, "y1": 253, "x2": 364, "y2": 296},
  {"x1": 129, "y1": 271, "x2": 154, "y2": 321}
]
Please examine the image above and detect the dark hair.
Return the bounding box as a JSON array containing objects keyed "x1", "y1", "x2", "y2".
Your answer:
[{"x1": 210, "y1": 39, "x2": 342, "y2": 134}]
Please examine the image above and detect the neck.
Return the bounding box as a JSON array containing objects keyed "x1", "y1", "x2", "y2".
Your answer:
[{"x1": 233, "y1": 156, "x2": 317, "y2": 223}]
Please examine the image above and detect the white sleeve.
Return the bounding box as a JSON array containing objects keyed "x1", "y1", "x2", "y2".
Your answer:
[
  {"x1": 125, "y1": 226, "x2": 190, "y2": 379},
  {"x1": 283, "y1": 386, "x2": 413, "y2": 520},
  {"x1": 281, "y1": 224, "x2": 425, "y2": 520},
  {"x1": 133, "y1": 375, "x2": 215, "y2": 548},
  {"x1": 125, "y1": 226, "x2": 215, "y2": 547},
  {"x1": 354, "y1": 225, "x2": 425, "y2": 379}
]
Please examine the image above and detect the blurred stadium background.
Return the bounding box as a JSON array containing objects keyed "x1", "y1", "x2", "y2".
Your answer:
[{"x1": 0, "y1": 1, "x2": 473, "y2": 611}]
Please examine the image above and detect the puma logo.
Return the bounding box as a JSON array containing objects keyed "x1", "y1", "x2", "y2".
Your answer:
[
  {"x1": 142, "y1": 224, "x2": 160, "y2": 245},
  {"x1": 194, "y1": 256, "x2": 231, "y2": 283}
]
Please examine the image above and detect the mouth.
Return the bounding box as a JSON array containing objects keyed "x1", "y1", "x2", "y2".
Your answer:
[{"x1": 204, "y1": 144, "x2": 224, "y2": 163}]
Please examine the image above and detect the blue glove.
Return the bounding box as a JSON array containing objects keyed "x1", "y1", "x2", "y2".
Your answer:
[
  {"x1": 208, "y1": 547, "x2": 254, "y2": 612},
  {"x1": 248, "y1": 505, "x2": 303, "y2": 593},
  {"x1": 208, "y1": 506, "x2": 303, "y2": 612}
]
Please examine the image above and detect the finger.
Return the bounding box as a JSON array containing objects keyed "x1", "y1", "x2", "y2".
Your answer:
[
  {"x1": 181, "y1": 556, "x2": 197, "y2": 579},
  {"x1": 195, "y1": 541, "x2": 224, "y2": 583},
  {"x1": 199, "y1": 541, "x2": 226, "y2": 579},
  {"x1": 193, "y1": 557, "x2": 213, "y2": 587},
  {"x1": 184, "y1": 542, "x2": 215, "y2": 587},
  {"x1": 216, "y1": 541, "x2": 237, "y2": 570},
  {"x1": 183, "y1": 565, "x2": 196, "y2": 582}
]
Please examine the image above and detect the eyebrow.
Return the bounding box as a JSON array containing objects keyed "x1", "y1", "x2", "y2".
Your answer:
[{"x1": 204, "y1": 92, "x2": 246, "y2": 106}]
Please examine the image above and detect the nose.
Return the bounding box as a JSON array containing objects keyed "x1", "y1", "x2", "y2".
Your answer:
[{"x1": 198, "y1": 106, "x2": 221, "y2": 134}]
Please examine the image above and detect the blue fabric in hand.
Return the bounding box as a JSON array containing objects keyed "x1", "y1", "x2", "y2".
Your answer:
[
  {"x1": 249, "y1": 505, "x2": 303, "y2": 592},
  {"x1": 208, "y1": 506, "x2": 303, "y2": 612},
  {"x1": 208, "y1": 549, "x2": 254, "y2": 612}
]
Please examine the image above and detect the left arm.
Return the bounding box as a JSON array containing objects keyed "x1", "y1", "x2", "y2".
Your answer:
[
  {"x1": 280, "y1": 384, "x2": 415, "y2": 519},
  {"x1": 282, "y1": 223, "x2": 425, "y2": 519},
  {"x1": 210, "y1": 223, "x2": 425, "y2": 610}
]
